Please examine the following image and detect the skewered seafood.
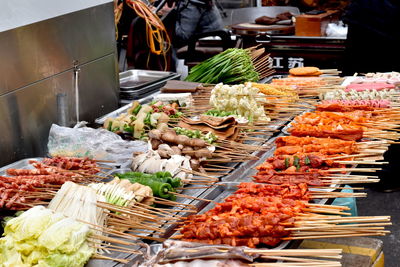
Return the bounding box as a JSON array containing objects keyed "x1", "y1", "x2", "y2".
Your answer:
[
  {"x1": 320, "y1": 89, "x2": 398, "y2": 101},
  {"x1": 146, "y1": 240, "x2": 257, "y2": 264},
  {"x1": 320, "y1": 99, "x2": 391, "y2": 109},
  {"x1": 289, "y1": 66, "x2": 322, "y2": 76},
  {"x1": 272, "y1": 77, "x2": 327, "y2": 88},
  {"x1": 346, "y1": 82, "x2": 395, "y2": 92},
  {"x1": 151, "y1": 259, "x2": 247, "y2": 267}
]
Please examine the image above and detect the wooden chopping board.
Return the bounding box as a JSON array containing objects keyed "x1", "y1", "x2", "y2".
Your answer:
[{"x1": 161, "y1": 80, "x2": 201, "y2": 93}]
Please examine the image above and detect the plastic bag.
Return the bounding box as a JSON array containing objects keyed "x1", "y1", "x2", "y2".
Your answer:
[
  {"x1": 47, "y1": 124, "x2": 148, "y2": 165},
  {"x1": 326, "y1": 22, "x2": 348, "y2": 37}
]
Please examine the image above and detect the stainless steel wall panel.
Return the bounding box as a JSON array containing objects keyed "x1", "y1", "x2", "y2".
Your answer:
[
  {"x1": 0, "y1": 1, "x2": 116, "y2": 96},
  {"x1": 0, "y1": 0, "x2": 118, "y2": 166},
  {"x1": 0, "y1": 0, "x2": 111, "y2": 32},
  {"x1": 0, "y1": 71, "x2": 75, "y2": 167},
  {"x1": 78, "y1": 54, "x2": 119, "y2": 122}
]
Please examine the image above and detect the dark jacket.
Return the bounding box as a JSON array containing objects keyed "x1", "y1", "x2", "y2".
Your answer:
[{"x1": 343, "y1": 0, "x2": 400, "y2": 41}]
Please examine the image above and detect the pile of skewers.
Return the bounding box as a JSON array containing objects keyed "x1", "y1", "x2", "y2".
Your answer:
[{"x1": 176, "y1": 181, "x2": 390, "y2": 248}]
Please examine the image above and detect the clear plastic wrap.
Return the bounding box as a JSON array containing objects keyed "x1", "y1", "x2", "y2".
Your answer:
[{"x1": 47, "y1": 124, "x2": 148, "y2": 165}]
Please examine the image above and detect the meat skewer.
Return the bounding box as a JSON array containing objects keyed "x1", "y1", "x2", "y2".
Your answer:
[{"x1": 0, "y1": 156, "x2": 102, "y2": 210}]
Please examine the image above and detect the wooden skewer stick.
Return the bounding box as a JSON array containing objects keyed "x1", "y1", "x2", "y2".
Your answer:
[
  {"x1": 284, "y1": 232, "x2": 387, "y2": 240},
  {"x1": 92, "y1": 254, "x2": 130, "y2": 264},
  {"x1": 94, "y1": 159, "x2": 116, "y2": 163},
  {"x1": 170, "y1": 192, "x2": 216, "y2": 203},
  {"x1": 333, "y1": 160, "x2": 388, "y2": 165}
]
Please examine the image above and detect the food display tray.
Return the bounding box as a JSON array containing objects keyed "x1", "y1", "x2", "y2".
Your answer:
[
  {"x1": 120, "y1": 70, "x2": 179, "y2": 91},
  {"x1": 119, "y1": 70, "x2": 180, "y2": 102}
]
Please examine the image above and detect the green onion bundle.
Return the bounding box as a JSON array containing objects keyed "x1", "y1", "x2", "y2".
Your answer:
[{"x1": 185, "y1": 48, "x2": 259, "y2": 84}]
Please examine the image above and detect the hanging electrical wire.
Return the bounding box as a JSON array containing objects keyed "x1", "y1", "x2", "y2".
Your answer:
[{"x1": 125, "y1": 0, "x2": 171, "y2": 69}]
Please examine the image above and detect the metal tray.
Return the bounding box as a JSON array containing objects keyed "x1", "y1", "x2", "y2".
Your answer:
[
  {"x1": 120, "y1": 74, "x2": 180, "y2": 102},
  {"x1": 95, "y1": 96, "x2": 156, "y2": 125},
  {"x1": 119, "y1": 70, "x2": 180, "y2": 90},
  {"x1": 0, "y1": 157, "x2": 44, "y2": 175}
]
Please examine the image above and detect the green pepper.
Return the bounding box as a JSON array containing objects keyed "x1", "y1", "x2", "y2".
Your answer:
[
  {"x1": 116, "y1": 172, "x2": 151, "y2": 179},
  {"x1": 304, "y1": 156, "x2": 311, "y2": 165},
  {"x1": 155, "y1": 171, "x2": 172, "y2": 179},
  {"x1": 121, "y1": 176, "x2": 173, "y2": 199},
  {"x1": 170, "y1": 177, "x2": 182, "y2": 188},
  {"x1": 131, "y1": 104, "x2": 142, "y2": 115},
  {"x1": 293, "y1": 156, "x2": 300, "y2": 168},
  {"x1": 284, "y1": 157, "x2": 290, "y2": 168},
  {"x1": 144, "y1": 112, "x2": 152, "y2": 125},
  {"x1": 118, "y1": 171, "x2": 181, "y2": 189},
  {"x1": 123, "y1": 124, "x2": 133, "y2": 133},
  {"x1": 107, "y1": 121, "x2": 113, "y2": 131}
]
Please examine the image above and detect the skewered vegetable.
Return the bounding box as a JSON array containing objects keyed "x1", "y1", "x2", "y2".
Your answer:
[
  {"x1": 174, "y1": 127, "x2": 217, "y2": 144},
  {"x1": 48, "y1": 182, "x2": 108, "y2": 235},
  {"x1": 209, "y1": 83, "x2": 269, "y2": 122},
  {"x1": 0, "y1": 206, "x2": 94, "y2": 267},
  {"x1": 131, "y1": 151, "x2": 193, "y2": 181},
  {"x1": 204, "y1": 109, "x2": 238, "y2": 117},
  {"x1": 116, "y1": 175, "x2": 176, "y2": 200},
  {"x1": 103, "y1": 100, "x2": 181, "y2": 139},
  {"x1": 115, "y1": 171, "x2": 182, "y2": 188},
  {"x1": 185, "y1": 48, "x2": 259, "y2": 84}
]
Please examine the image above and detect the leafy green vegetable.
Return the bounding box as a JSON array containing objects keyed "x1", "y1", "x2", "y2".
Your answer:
[
  {"x1": 173, "y1": 127, "x2": 217, "y2": 144},
  {"x1": 185, "y1": 48, "x2": 259, "y2": 84},
  {"x1": 0, "y1": 206, "x2": 94, "y2": 267},
  {"x1": 131, "y1": 104, "x2": 142, "y2": 115},
  {"x1": 204, "y1": 109, "x2": 237, "y2": 117}
]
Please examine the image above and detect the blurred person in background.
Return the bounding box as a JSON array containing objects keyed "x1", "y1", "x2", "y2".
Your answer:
[
  {"x1": 343, "y1": 0, "x2": 400, "y2": 192},
  {"x1": 159, "y1": 0, "x2": 224, "y2": 49},
  {"x1": 342, "y1": 0, "x2": 400, "y2": 75}
]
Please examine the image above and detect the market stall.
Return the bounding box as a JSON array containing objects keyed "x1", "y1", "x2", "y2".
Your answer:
[{"x1": 1, "y1": 51, "x2": 399, "y2": 265}]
